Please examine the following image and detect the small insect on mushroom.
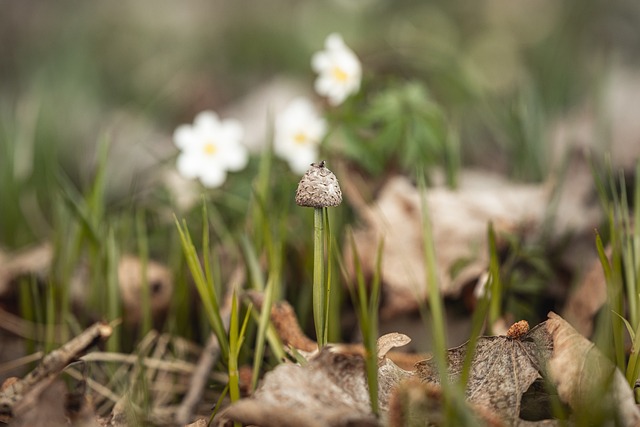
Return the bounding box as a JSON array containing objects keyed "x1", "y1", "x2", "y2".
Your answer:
[
  {"x1": 295, "y1": 161, "x2": 342, "y2": 208},
  {"x1": 506, "y1": 320, "x2": 530, "y2": 340}
]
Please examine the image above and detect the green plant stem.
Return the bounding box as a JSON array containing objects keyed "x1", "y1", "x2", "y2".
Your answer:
[
  {"x1": 313, "y1": 207, "x2": 326, "y2": 347},
  {"x1": 323, "y1": 209, "x2": 332, "y2": 345},
  {"x1": 418, "y1": 177, "x2": 447, "y2": 373}
]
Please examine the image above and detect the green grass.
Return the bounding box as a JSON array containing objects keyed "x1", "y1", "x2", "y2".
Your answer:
[
  {"x1": 593, "y1": 159, "x2": 640, "y2": 388},
  {"x1": 342, "y1": 231, "x2": 383, "y2": 416},
  {"x1": 174, "y1": 206, "x2": 230, "y2": 361}
]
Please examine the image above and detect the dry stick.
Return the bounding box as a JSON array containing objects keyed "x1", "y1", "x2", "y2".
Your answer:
[
  {"x1": 81, "y1": 352, "x2": 199, "y2": 374},
  {"x1": 175, "y1": 272, "x2": 239, "y2": 425},
  {"x1": 0, "y1": 321, "x2": 113, "y2": 418}
]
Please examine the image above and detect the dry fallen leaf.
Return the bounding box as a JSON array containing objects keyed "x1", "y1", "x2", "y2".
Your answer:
[
  {"x1": 546, "y1": 312, "x2": 640, "y2": 426},
  {"x1": 561, "y1": 251, "x2": 608, "y2": 337},
  {"x1": 347, "y1": 173, "x2": 549, "y2": 317},
  {"x1": 0, "y1": 243, "x2": 173, "y2": 326},
  {"x1": 414, "y1": 320, "x2": 553, "y2": 424},
  {"x1": 117, "y1": 255, "x2": 173, "y2": 326},
  {"x1": 345, "y1": 154, "x2": 600, "y2": 318},
  {"x1": 245, "y1": 290, "x2": 318, "y2": 353},
  {"x1": 215, "y1": 334, "x2": 412, "y2": 427}
]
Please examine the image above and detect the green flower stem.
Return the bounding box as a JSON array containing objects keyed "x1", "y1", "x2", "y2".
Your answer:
[{"x1": 313, "y1": 207, "x2": 327, "y2": 348}]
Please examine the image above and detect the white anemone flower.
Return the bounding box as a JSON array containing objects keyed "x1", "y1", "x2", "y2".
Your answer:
[
  {"x1": 274, "y1": 97, "x2": 327, "y2": 174},
  {"x1": 311, "y1": 33, "x2": 362, "y2": 106},
  {"x1": 173, "y1": 111, "x2": 248, "y2": 188}
]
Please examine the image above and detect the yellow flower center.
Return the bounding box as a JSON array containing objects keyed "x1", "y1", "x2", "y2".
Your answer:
[
  {"x1": 293, "y1": 132, "x2": 308, "y2": 145},
  {"x1": 331, "y1": 66, "x2": 348, "y2": 82},
  {"x1": 203, "y1": 141, "x2": 217, "y2": 156}
]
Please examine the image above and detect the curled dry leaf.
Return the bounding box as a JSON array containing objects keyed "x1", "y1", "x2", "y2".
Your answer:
[
  {"x1": 546, "y1": 312, "x2": 640, "y2": 426},
  {"x1": 377, "y1": 332, "x2": 411, "y2": 359},
  {"x1": 407, "y1": 313, "x2": 640, "y2": 426},
  {"x1": 215, "y1": 335, "x2": 412, "y2": 427},
  {"x1": 244, "y1": 290, "x2": 317, "y2": 353}
]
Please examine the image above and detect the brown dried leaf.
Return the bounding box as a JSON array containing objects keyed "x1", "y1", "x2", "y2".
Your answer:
[
  {"x1": 215, "y1": 335, "x2": 412, "y2": 427},
  {"x1": 0, "y1": 243, "x2": 53, "y2": 297},
  {"x1": 346, "y1": 156, "x2": 600, "y2": 318},
  {"x1": 546, "y1": 312, "x2": 640, "y2": 426},
  {"x1": 245, "y1": 290, "x2": 317, "y2": 353},
  {"x1": 348, "y1": 173, "x2": 549, "y2": 317},
  {"x1": 377, "y1": 332, "x2": 411, "y2": 358},
  {"x1": 214, "y1": 345, "x2": 376, "y2": 427},
  {"x1": 0, "y1": 244, "x2": 173, "y2": 326},
  {"x1": 414, "y1": 320, "x2": 553, "y2": 424},
  {"x1": 117, "y1": 255, "x2": 173, "y2": 325},
  {"x1": 561, "y1": 251, "x2": 608, "y2": 337}
]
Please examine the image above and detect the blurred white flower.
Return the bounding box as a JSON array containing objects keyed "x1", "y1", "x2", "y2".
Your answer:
[
  {"x1": 311, "y1": 33, "x2": 362, "y2": 106},
  {"x1": 173, "y1": 111, "x2": 248, "y2": 188},
  {"x1": 274, "y1": 97, "x2": 327, "y2": 174}
]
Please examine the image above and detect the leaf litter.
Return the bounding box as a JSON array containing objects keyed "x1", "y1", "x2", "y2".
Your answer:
[
  {"x1": 215, "y1": 309, "x2": 640, "y2": 427},
  {"x1": 344, "y1": 158, "x2": 600, "y2": 318}
]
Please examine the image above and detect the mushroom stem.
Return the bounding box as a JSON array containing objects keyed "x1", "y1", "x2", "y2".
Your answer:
[{"x1": 313, "y1": 207, "x2": 327, "y2": 347}]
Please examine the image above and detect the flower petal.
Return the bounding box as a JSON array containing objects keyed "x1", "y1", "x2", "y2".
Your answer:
[
  {"x1": 176, "y1": 152, "x2": 200, "y2": 179},
  {"x1": 221, "y1": 118, "x2": 244, "y2": 143},
  {"x1": 311, "y1": 52, "x2": 331, "y2": 73},
  {"x1": 222, "y1": 144, "x2": 249, "y2": 171},
  {"x1": 194, "y1": 111, "x2": 221, "y2": 136},
  {"x1": 198, "y1": 166, "x2": 227, "y2": 188},
  {"x1": 289, "y1": 148, "x2": 318, "y2": 175},
  {"x1": 173, "y1": 125, "x2": 194, "y2": 150},
  {"x1": 326, "y1": 33, "x2": 345, "y2": 50}
]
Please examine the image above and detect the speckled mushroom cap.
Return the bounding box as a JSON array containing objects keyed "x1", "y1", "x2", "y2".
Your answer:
[{"x1": 295, "y1": 161, "x2": 342, "y2": 208}]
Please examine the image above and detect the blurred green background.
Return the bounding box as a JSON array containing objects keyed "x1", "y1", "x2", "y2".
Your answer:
[
  {"x1": 2, "y1": 0, "x2": 640, "y2": 245},
  {"x1": 1, "y1": 0, "x2": 640, "y2": 340}
]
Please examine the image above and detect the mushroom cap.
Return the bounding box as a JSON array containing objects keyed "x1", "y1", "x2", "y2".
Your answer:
[{"x1": 295, "y1": 161, "x2": 343, "y2": 208}]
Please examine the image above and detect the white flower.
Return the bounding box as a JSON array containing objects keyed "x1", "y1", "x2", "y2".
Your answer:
[
  {"x1": 274, "y1": 97, "x2": 327, "y2": 174},
  {"x1": 311, "y1": 33, "x2": 362, "y2": 106},
  {"x1": 173, "y1": 111, "x2": 248, "y2": 188}
]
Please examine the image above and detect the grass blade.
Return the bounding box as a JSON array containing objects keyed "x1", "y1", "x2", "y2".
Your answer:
[{"x1": 174, "y1": 214, "x2": 229, "y2": 359}]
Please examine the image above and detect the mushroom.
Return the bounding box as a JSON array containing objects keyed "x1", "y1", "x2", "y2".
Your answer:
[{"x1": 295, "y1": 161, "x2": 342, "y2": 347}]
